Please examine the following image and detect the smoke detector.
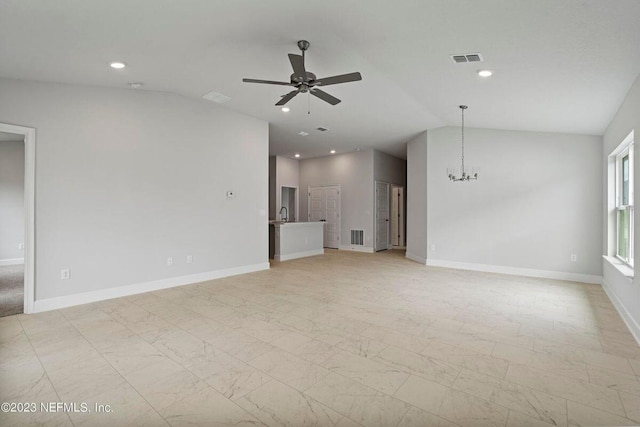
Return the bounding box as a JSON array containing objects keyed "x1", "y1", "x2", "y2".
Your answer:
[{"x1": 450, "y1": 53, "x2": 484, "y2": 63}]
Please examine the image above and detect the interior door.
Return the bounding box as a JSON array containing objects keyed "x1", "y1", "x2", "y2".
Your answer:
[
  {"x1": 375, "y1": 181, "x2": 390, "y2": 251},
  {"x1": 391, "y1": 186, "x2": 405, "y2": 247},
  {"x1": 308, "y1": 185, "x2": 340, "y2": 249},
  {"x1": 324, "y1": 186, "x2": 340, "y2": 249},
  {"x1": 391, "y1": 187, "x2": 399, "y2": 246}
]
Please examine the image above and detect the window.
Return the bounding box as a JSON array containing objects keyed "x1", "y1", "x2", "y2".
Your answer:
[{"x1": 616, "y1": 143, "x2": 634, "y2": 266}]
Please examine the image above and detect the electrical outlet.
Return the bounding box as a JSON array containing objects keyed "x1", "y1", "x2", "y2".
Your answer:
[
  {"x1": 61, "y1": 269, "x2": 70, "y2": 280},
  {"x1": 167, "y1": 257, "x2": 173, "y2": 266},
  {"x1": 570, "y1": 254, "x2": 577, "y2": 262},
  {"x1": 430, "y1": 244, "x2": 436, "y2": 251},
  {"x1": 187, "y1": 255, "x2": 193, "y2": 264},
  {"x1": 18, "y1": 243, "x2": 24, "y2": 250}
]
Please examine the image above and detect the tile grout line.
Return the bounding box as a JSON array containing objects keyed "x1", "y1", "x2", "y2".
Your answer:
[
  {"x1": 57, "y1": 308, "x2": 171, "y2": 427},
  {"x1": 94, "y1": 297, "x2": 296, "y2": 421},
  {"x1": 15, "y1": 313, "x2": 76, "y2": 427}
]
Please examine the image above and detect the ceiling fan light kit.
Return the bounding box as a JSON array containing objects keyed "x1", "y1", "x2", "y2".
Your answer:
[
  {"x1": 243, "y1": 40, "x2": 362, "y2": 107},
  {"x1": 448, "y1": 105, "x2": 479, "y2": 182}
]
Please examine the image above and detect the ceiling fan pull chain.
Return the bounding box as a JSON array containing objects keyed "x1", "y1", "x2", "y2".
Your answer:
[{"x1": 308, "y1": 92, "x2": 311, "y2": 115}]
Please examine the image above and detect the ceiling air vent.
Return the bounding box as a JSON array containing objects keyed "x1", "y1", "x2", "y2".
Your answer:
[
  {"x1": 450, "y1": 53, "x2": 484, "y2": 64},
  {"x1": 316, "y1": 127, "x2": 328, "y2": 132},
  {"x1": 202, "y1": 90, "x2": 231, "y2": 104}
]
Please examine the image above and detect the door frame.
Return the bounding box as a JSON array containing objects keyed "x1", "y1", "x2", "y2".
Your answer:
[
  {"x1": 0, "y1": 122, "x2": 36, "y2": 314},
  {"x1": 374, "y1": 181, "x2": 391, "y2": 251},
  {"x1": 278, "y1": 185, "x2": 299, "y2": 222},
  {"x1": 308, "y1": 184, "x2": 341, "y2": 248},
  {"x1": 391, "y1": 185, "x2": 405, "y2": 247}
]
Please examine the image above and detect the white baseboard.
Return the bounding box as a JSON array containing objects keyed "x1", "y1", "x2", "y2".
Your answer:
[
  {"x1": 0, "y1": 258, "x2": 24, "y2": 266},
  {"x1": 426, "y1": 259, "x2": 602, "y2": 285},
  {"x1": 33, "y1": 262, "x2": 270, "y2": 313},
  {"x1": 406, "y1": 252, "x2": 427, "y2": 264},
  {"x1": 602, "y1": 280, "x2": 640, "y2": 346},
  {"x1": 275, "y1": 249, "x2": 324, "y2": 261},
  {"x1": 339, "y1": 245, "x2": 374, "y2": 253}
]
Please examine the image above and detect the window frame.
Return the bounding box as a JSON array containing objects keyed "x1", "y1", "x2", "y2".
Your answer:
[{"x1": 616, "y1": 143, "x2": 634, "y2": 266}]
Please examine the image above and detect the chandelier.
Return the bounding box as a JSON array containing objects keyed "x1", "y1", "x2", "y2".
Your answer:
[{"x1": 448, "y1": 105, "x2": 478, "y2": 182}]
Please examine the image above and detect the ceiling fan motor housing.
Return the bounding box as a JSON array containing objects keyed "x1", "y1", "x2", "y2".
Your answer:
[
  {"x1": 297, "y1": 40, "x2": 310, "y2": 51},
  {"x1": 291, "y1": 71, "x2": 317, "y2": 84}
]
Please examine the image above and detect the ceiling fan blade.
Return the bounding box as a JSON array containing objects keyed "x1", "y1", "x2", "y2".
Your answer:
[
  {"x1": 313, "y1": 72, "x2": 362, "y2": 87},
  {"x1": 243, "y1": 78, "x2": 294, "y2": 86},
  {"x1": 310, "y1": 88, "x2": 341, "y2": 105},
  {"x1": 288, "y1": 54, "x2": 307, "y2": 80},
  {"x1": 275, "y1": 90, "x2": 299, "y2": 106}
]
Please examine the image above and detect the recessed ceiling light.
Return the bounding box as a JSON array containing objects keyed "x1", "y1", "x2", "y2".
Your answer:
[
  {"x1": 110, "y1": 61, "x2": 126, "y2": 69},
  {"x1": 298, "y1": 131, "x2": 309, "y2": 136},
  {"x1": 477, "y1": 69, "x2": 493, "y2": 77},
  {"x1": 294, "y1": 153, "x2": 301, "y2": 158},
  {"x1": 330, "y1": 150, "x2": 336, "y2": 154},
  {"x1": 128, "y1": 82, "x2": 143, "y2": 89},
  {"x1": 281, "y1": 107, "x2": 290, "y2": 112}
]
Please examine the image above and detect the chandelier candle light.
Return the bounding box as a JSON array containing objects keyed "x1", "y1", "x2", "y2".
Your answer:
[{"x1": 448, "y1": 105, "x2": 479, "y2": 182}]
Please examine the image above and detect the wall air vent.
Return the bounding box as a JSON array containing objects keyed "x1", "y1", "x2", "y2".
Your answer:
[
  {"x1": 350, "y1": 230, "x2": 364, "y2": 246},
  {"x1": 450, "y1": 53, "x2": 484, "y2": 64}
]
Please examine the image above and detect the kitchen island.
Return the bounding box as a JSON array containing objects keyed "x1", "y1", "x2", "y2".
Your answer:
[{"x1": 269, "y1": 221, "x2": 324, "y2": 261}]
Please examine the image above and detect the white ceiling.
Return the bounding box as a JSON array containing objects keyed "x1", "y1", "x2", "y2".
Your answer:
[{"x1": 1, "y1": 1, "x2": 640, "y2": 159}]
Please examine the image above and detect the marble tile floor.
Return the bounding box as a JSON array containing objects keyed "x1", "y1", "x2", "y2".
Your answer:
[{"x1": 1, "y1": 249, "x2": 640, "y2": 426}]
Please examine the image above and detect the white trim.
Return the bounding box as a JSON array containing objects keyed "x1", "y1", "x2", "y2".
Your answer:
[
  {"x1": 405, "y1": 252, "x2": 427, "y2": 264},
  {"x1": 603, "y1": 255, "x2": 634, "y2": 279},
  {"x1": 602, "y1": 279, "x2": 640, "y2": 345},
  {"x1": 274, "y1": 249, "x2": 324, "y2": 261},
  {"x1": 0, "y1": 123, "x2": 35, "y2": 314},
  {"x1": 33, "y1": 262, "x2": 270, "y2": 313},
  {"x1": 425, "y1": 259, "x2": 602, "y2": 284},
  {"x1": 0, "y1": 258, "x2": 25, "y2": 266},
  {"x1": 339, "y1": 245, "x2": 374, "y2": 253}
]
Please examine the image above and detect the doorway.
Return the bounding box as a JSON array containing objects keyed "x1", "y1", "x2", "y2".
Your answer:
[
  {"x1": 391, "y1": 186, "x2": 405, "y2": 247},
  {"x1": 375, "y1": 181, "x2": 390, "y2": 251},
  {"x1": 0, "y1": 123, "x2": 35, "y2": 315},
  {"x1": 280, "y1": 186, "x2": 298, "y2": 222},
  {"x1": 308, "y1": 185, "x2": 341, "y2": 249}
]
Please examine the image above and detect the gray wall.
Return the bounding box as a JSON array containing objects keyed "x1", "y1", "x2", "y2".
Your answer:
[
  {"x1": 269, "y1": 156, "x2": 276, "y2": 220},
  {"x1": 275, "y1": 156, "x2": 300, "y2": 221},
  {"x1": 426, "y1": 126, "x2": 602, "y2": 275},
  {"x1": 0, "y1": 139, "x2": 25, "y2": 261},
  {"x1": 602, "y1": 73, "x2": 640, "y2": 338},
  {"x1": 406, "y1": 132, "x2": 428, "y2": 262},
  {"x1": 407, "y1": 127, "x2": 603, "y2": 275},
  {"x1": 373, "y1": 150, "x2": 406, "y2": 186},
  {"x1": 0, "y1": 78, "x2": 268, "y2": 300},
  {"x1": 299, "y1": 150, "x2": 375, "y2": 249}
]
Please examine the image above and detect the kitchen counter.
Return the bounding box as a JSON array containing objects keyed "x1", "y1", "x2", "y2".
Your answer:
[{"x1": 269, "y1": 221, "x2": 324, "y2": 261}]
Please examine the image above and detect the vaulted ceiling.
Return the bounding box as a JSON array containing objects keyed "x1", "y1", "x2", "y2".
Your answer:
[{"x1": 1, "y1": 0, "x2": 640, "y2": 158}]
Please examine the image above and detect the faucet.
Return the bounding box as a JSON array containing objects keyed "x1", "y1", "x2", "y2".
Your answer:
[{"x1": 279, "y1": 206, "x2": 288, "y2": 222}]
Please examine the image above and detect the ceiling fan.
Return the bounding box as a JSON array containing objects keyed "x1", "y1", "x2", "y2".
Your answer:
[{"x1": 243, "y1": 40, "x2": 362, "y2": 106}]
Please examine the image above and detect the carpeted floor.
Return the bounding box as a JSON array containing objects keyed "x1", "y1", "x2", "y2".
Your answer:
[{"x1": 0, "y1": 264, "x2": 23, "y2": 317}]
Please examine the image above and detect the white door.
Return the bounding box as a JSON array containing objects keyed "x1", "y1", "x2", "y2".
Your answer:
[
  {"x1": 391, "y1": 186, "x2": 404, "y2": 247},
  {"x1": 375, "y1": 182, "x2": 390, "y2": 251},
  {"x1": 324, "y1": 187, "x2": 340, "y2": 249},
  {"x1": 308, "y1": 185, "x2": 340, "y2": 249}
]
